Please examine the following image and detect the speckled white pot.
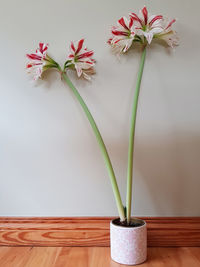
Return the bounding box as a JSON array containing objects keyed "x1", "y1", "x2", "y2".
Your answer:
[{"x1": 110, "y1": 218, "x2": 147, "y2": 265}]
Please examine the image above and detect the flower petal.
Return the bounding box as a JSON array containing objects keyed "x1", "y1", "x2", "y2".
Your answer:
[
  {"x1": 75, "y1": 65, "x2": 83, "y2": 77},
  {"x1": 71, "y1": 42, "x2": 76, "y2": 52},
  {"x1": 26, "y1": 54, "x2": 42, "y2": 61},
  {"x1": 143, "y1": 31, "x2": 153, "y2": 44},
  {"x1": 76, "y1": 39, "x2": 84, "y2": 54},
  {"x1": 148, "y1": 15, "x2": 163, "y2": 26},
  {"x1": 129, "y1": 17, "x2": 134, "y2": 28},
  {"x1": 142, "y1": 6, "x2": 148, "y2": 25},
  {"x1": 165, "y1": 19, "x2": 176, "y2": 30},
  {"x1": 118, "y1": 17, "x2": 130, "y2": 31},
  {"x1": 130, "y1": 12, "x2": 143, "y2": 26},
  {"x1": 112, "y1": 30, "x2": 129, "y2": 36},
  {"x1": 77, "y1": 50, "x2": 94, "y2": 59}
]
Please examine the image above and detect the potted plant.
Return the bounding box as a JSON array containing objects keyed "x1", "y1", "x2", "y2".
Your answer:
[
  {"x1": 107, "y1": 6, "x2": 178, "y2": 265},
  {"x1": 26, "y1": 6, "x2": 178, "y2": 265}
]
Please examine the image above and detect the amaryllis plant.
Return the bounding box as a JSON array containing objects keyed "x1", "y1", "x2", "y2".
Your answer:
[
  {"x1": 108, "y1": 6, "x2": 178, "y2": 224},
  {"x1": 26, "y1": 6, "x2": 178, "y2": 226},
  {"x1": 26, "y1": 39, "x2": 124, "y2": 221}
]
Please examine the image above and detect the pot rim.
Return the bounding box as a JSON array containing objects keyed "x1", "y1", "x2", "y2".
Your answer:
[{"x1": 110, "y1": 217, "x2": 146, "y2": 229}]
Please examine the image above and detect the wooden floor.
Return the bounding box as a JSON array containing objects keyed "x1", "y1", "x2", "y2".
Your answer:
[{"x1": 0, "y1": 247, "x2": 199, "y2": 267}]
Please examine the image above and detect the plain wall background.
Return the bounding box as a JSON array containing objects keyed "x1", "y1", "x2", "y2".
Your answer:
[{"x1": 0, "y1": 0, "x2": 199, "y2": 216}]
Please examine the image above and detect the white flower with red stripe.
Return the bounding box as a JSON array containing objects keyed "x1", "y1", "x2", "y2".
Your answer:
[
  {"x1": 155, "y1": 18, "x2": 179, "y2": 48},
  {"x1": 108, "y1": 16, "x2": 136, "y2": 54},
  {"x1": 130, "y1": 6, "x2": 164, "y2": 44},
  {"x1": 26, "y1": 43, "x2": 58, "y2": 80},
  {"x1": 66, "y1": 39, "x2": 95, "y2": 80}
]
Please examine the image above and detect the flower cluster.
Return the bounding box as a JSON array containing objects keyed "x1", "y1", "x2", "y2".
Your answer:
[
  {"x1": 26, "y1": 7, "x2": 178, "y2": 80},
  {"x1": 66, "y1": 39, "x2": 95, "y2": 80},
  {"x1": 108, "y1": 6, "x2": 178, "y2": 54},
  {"x1": 107, "y1": 17, "x2": 136, "y2": 54},
  {"x1": 26, "y1": 43, "x2": 57, "y2": 80},
  {"x1": 26, "y1": 39, "x2": 95, "y2": 80}
]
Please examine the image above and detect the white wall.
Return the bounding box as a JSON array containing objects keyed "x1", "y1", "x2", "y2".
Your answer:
[{"x1": 0, "y1": 0, "x2": 200, "y2": 216}]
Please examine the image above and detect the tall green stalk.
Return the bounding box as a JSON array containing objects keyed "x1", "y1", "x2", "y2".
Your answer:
[
  {"x1": 126, "y1": 47, "x2": 146, "y2": 224},
  {"x1": 62, "y1": 72, "x2": 125, "y2": 221}
]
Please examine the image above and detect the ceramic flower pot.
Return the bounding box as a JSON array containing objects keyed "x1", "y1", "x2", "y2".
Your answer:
[{"x1": 110, "y1": 218, "x2": 147, "y2": 265}]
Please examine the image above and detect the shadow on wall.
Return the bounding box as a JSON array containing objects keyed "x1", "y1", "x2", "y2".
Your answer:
[{"x1": 109, "y1": 132, "x2": 200, "y2": 216}]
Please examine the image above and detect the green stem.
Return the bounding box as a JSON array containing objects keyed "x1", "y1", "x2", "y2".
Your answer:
[
  {"x1": 62, "y1": 72, "x2": 125, "y2": 221},
  {"x1": 126, "y1": 47, "x2": 146, "y2": 224}
]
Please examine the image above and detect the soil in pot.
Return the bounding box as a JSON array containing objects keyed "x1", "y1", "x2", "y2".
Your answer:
[{"x1": 112, "y1": 217, "x2": 145, "y2": 228}]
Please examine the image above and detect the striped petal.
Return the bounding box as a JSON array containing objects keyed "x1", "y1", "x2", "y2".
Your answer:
[
  {"x1": 71, "y1": 42, "x2": 76, "y2": 52},
  {"x1": 118, "y1": 17, "x2": 130, "y2": 31},
  {"x1": 112, "y1": 30, "x2": 129, "y2": 36},
  {"x1": 148, "y1": 15, "x2": 163, "y2": 27},
  {"x1": 130, "y1": 12, "x2": 143, "y2": 26},
  {"x1": 76, "y1": 39, "x2": 84, "y2": 54},
  {"x1": 142, "y1": 6, "x2": 148, "y2": 25},
  {"x1": 165, "y1": 19, "x2": 176, "y2": 30}
]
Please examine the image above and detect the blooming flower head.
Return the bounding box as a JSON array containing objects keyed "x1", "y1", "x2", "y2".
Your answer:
[
  {"x1": 130, "y1": 7, "x2": 176, "y2": 46},
  {"x1": 108, "y1": 6, "x2": 178, "y2": 54},
  {"x1": 66, "y1": 39, "x2": 95, "y2": 80},
  {"x1": 130, "y1": 6, "x2": 164, "y2": 44},
  {"x1": 26, "y1": 43, "x2": 57, "y2": 80},
  {"x1": 107, "y1": 16, "x2": 135, "y2": 54}
]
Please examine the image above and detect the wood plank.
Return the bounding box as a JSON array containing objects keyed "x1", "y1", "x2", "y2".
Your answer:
[
  {"x1": 0, "y1": 217, "x2": 199, "y2": 247},
  {"x1": 0, "y1": 247, "x2": 200, "y2": 267},
  {"x1": 0, "y1": 247, "x2": 32, "y2": 267},
  {"x1": 22, "y1": 247, "x2": 61, "y2": 267}
]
